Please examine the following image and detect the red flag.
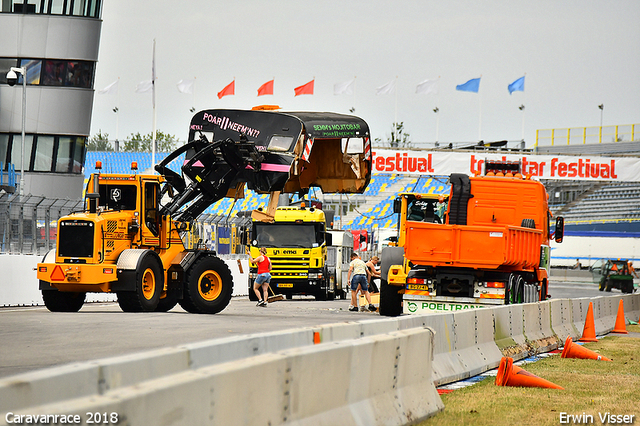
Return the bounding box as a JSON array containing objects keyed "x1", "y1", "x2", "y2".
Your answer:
[
  {"x1": 257, "y1": 79, "x2": 274, "y2": 96},
  {"x1": 294, "y1": 79, "x2": 314, "y2": 96},
  {"x1": 217, "y1": 80, "x2": 235, "y2": 99}
]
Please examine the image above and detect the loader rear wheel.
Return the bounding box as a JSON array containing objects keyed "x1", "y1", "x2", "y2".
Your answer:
[
  {"x1": 117, "y1": 255, "x2": 163, "y2": 312},
  {"x1": 180, "y1": 256, "x2": 233, "y2": 314},
  {"x1": 42, "y1": 289, "x2": 85, "y2": 312}
]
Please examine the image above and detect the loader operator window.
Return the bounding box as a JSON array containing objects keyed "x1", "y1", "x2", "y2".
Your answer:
[
  {"x1": 98, "y1": 184, "x2": 137, "y2": 211},
  {"x1": 144, "y1": 182, "x2": 160, "y2": 236}
]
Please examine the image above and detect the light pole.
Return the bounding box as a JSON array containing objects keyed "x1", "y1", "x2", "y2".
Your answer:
[
  {"x1": 598, "y1": 104, "x2": 604, "y2": 128},
  {"x1": 6, "y1": 66, "x2": 27, "y2": 196}
]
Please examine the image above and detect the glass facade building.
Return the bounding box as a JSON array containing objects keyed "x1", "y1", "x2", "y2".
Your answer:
[{"x1": 0, "y1": 0, "x2": 102, "y2": 198}]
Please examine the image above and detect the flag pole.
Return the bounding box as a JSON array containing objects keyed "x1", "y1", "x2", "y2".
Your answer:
[
  {"x1": 394, "y1": 76, "x2": 398, "y2": 142},
  {"x1": 151, "y1": 38, "x2": 157, "y2": 170},
  {"x1": 478, "y1": 75, "x2": 482, "y2": 142}
]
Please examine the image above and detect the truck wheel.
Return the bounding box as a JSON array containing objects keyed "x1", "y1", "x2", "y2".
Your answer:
[
  {"x1": 248, "y1": 280, "x2": 259, "y2": 301},
  {"x1": 380, "y1": 279, "x2": 403, "y2": 316},
  {"x1": 42, "y1": 289, "x2": 86, "y2": 312},
  {"x1": 605, "y1": 279, "x2": 613, "y2": 292},
  {"x1": 622, "y1": 282, "x2": 633, "y2": 294},
  {"x1": 508, "y1": 274, "x2": 524, "y2": 304},
  {"x1": 180, "y1": 256, "x2": 233, "y2": 314},
  {"x1": 155, "y1": 290, "x2": 179, "y2": 312},
  {"x1": 117, "y1": 255, "x2": 163, "y2": 312},
  {"x1": 379, "y1": 246, "x2": 405, "y2": 317},
  {"x1": 315, "y1": 288, "x2": 327, "y2": 301}
]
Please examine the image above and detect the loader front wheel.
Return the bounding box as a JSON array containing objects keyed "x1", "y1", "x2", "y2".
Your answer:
[
  {"x1": 180, "y1": 256, "x2": 233, "y2": 314},
  {"x1": 42, "y1": 289, "x2": 85, "y2": 312},
  {"x1": 117, "y1": 255, "x2": 163, "y2": 312}
]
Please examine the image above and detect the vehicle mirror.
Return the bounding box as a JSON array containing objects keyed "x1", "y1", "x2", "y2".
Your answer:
[
  {"x1": 325, "y1": 233, "x2": 332, "y2": 246},
  {"x1": 252, "y1": 239, "x2": 258, "y2": 246},
  {"x1": 555, "y1": 217, "x2": 564, "y2": 243},
  {"x1": 393, "y1": 197, "x2": 401, "y2": 214}
]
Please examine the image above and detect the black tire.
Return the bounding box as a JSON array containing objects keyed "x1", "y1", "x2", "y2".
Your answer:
[
  {"x1": 42, "y1": 289, "x2": 85, "y2": 312},
  {"x1": 117, "y1": 254, "x2": 163, "y2": 312},
  {"x1": 380, "y1": 279, "x2": 403, "y2": 317},
  {"x1": 378, "y1": 246, "x2": 405, "y2": 317},
  {"x1": 509, "y1": 275, "x2": 524, "y2": 304},
  {"x1": 540, "y1": 279, "x2": 548, "y2": 301},
  {"x1": 180, "y1": 256, "x2": 233, "y2": 314},
  {"x1": 605, "y1": 279, "x2": 613, "y2": 292},
  {"x1": 248, "y1": 279, "x2": 259, "y2": 301},
  {"x1": 315, "y1": 288, "x2": 327, "y2": 301},
  {"x1": 622, "y1": 282, "x2": 633, "y2": 294},
  {"x1": 521, "y1": 218, "x2": 536, "y2": 229},
  {"x1": 155, "y1": 290, "x2": 179, "y2": 312}
]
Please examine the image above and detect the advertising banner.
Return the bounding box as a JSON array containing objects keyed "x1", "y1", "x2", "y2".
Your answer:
[{"x1": 371, "y1": 149, "x2": 640, "y2": 182}]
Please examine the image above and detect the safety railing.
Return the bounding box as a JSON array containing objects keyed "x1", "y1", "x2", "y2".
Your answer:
[
  {"x1": 0, "y1": 194, "x2": 83, "y2": 255},
  {"x1": 0, "y1": 162, "x2": 17, "y2": 193},
  {"x1": 536, "y1": 124, "x2": 639, "y2": 146}
]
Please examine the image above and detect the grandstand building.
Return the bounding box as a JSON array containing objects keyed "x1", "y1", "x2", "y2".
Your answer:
[{"x1": 0, "y1": 0, "x2": 102, "y2": 199}]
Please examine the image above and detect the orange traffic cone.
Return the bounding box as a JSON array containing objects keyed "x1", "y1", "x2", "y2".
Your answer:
[
  {"x1": 495, "y1": 357, "x2": 564, "y2": 390},
  {"x1": 561, "y1": 336, "x2": 612, "y2": 361},
  {"x1": 578, "y1": 302, "x2": 598, "y2": 342},
  {"x1": 611, "y1": 299, "x2": 628, "y2": 334}
]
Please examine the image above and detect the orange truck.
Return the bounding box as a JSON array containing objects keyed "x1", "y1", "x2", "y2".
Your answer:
[{"x1": 379, "y1": 160, "x2": 564, "y2": 316}]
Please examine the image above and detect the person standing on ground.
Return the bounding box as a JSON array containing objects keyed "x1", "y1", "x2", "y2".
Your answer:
[
  {"x1": 347, "y1": 252, "x2": 376, "y2": 312},
  {"x1": 366, "y1": 256, "x2": 380, "y2": 293},
  {"x1": 250, "y1": 247, "x2": 271, "y2": 307}
]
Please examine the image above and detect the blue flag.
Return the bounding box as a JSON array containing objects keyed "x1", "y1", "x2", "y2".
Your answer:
[
  {"x1": 456, "y1": 77, "x2": 481, "y2": 93},
  {"x1": 508, "y1": 76, "x2": 525, "y2": 94}
]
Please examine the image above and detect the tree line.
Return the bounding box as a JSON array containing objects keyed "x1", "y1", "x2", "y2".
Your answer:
[{"x1": 87, "y1": 130, "x2": 179, "y2": 152}]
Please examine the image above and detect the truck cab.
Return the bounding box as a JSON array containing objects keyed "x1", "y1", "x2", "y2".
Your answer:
[{"x1": 249, "y1": 205, "x2": 335, "y2": 300}]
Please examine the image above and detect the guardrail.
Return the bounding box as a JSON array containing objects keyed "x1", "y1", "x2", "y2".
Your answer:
[
  {"x1": 536, "y1": 124, "x2": 639, "y2": 146},
  {"x1": 0, "y1": 293, "x2": 638, "y2": 426}
]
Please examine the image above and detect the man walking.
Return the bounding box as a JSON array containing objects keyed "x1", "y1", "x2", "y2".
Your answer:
[{"x1": 347, "y1": 252, "x2": 376, "y2": 312}]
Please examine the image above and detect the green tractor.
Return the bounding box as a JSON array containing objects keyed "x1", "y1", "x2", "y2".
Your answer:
[{"x1": 590, "y1": 258, "x2": 637, "y2": 294}]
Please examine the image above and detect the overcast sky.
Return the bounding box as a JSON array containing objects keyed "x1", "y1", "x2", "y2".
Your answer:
[{"x1": 90, "y1": 0, "x2": 640, "y2": 149}]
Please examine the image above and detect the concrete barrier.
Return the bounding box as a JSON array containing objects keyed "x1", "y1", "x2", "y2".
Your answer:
[
  {"x1": 549, "y1": 299, "x2": 579, "y2": 342},
  {"x1": 422, "y1": 313, "x2": 466, "y2": 385},
  {"x1": 493, "y1": 304, "x2": 529, "y2": 359},
  {"x1": 1, "y1": 328, "x2": 444, "y2": 426},
  {"x1": 624, "y1": 293, "x2": 640, "y2": 322},
  {"x1": 2, "y1": 293, "x2": 639, "y2": 426}
]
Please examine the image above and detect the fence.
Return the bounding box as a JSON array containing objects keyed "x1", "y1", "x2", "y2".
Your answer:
[
  {"x1": 536, "y1": 124, "x2": 639, "y2": 146},
  {"x1": 0, "y1": 193, "x2": 83, "y2": 255},
  {"x1": 0, "y1": 195, "x2": 254, "y2": 256}
]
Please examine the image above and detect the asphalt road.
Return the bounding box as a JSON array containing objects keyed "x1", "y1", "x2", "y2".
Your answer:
[{"x1": 0, "y1": 278, "x2": 623, "y2": 379}]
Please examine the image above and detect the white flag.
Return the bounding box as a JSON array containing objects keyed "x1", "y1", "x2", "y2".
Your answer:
[
  {"x1": 135, "y1": 80, "x2": 153, "y2": 93},
  {"x1": 177, "y1": 79, "x2": 194, "y2": 94},
  {"x1": 97, "y1": 80, "x2": 118, "y2": 95},
  {"x1": 416, "y1": 79, "x2": 438, "y2": 95},
  {"x1": 376, "y1": 79, "x2": 396, "y2": 95},
  {"x1": 334, "y1": 79, "x2": 355, "y2": 95}
]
